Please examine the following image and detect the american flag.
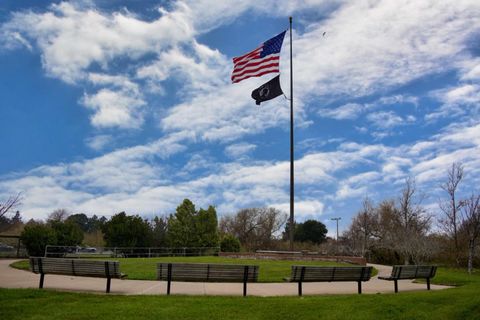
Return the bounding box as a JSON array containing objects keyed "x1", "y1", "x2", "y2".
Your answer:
[{"x1": 231, "y1": 30, "x2": 286, "y2": 84}]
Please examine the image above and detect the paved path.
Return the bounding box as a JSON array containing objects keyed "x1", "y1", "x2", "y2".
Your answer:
[{"x1": 0, "y1": 259, "x2": 450, "y2": 296}]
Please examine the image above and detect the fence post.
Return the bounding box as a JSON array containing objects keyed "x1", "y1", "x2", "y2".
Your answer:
[{"x1": 16, "y1": 238, "x2": 21, "y2": 258}]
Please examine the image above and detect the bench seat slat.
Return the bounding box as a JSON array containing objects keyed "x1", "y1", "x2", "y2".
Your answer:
[
  {"x1": 29, "y1": 257, "x2": 123, "y2": 278},
  {"x1": 289, "y1": 266, "x2": 372, "y2": 282},
  {"x1": 156, "y1": 262, "x2": 259, "y2": 296},
  {"x1": 156, "y1": 263, "x2": 259, "y2": 283},
  {"x1": 288, "y1": 266, "x2": 372, "y2": 296},
  {"x1": 29, "y1": 257, "x2": 125, "y2": 293},
  {"x1": 378, "y1": 265, "x2": 437, "y2": 293}
]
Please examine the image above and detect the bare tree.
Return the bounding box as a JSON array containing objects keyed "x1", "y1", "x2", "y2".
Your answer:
[
  {"x1": 360, "y1": 197, "x2": 374, "y2": 257},
  {"x1": 346, "y1": 197, "x2": 377, "y2": 257},
  {"x1": 343, "y1": 180, "x2": 434, "y2": 264},
  {"x1": 395, "y1": 178, "x2": 431, "y2": 264},
  {"x1": 48, "y1": 208, "x2": 70, "y2": 222},
  {"x1": 219, "y1": 207, "x2": 287, "y2": 251},
  {"x1": 460, "y1": 194, "x2": 480, "y2": 274},
  {"x1": 0, "y1": 193, "x2": 22, "y2": 218},
  {"x1": 439, "y1": 162, "x2": 464, "y2": 266},
  {"x1": 375, "y1": 199, "x2": 400, "y2": 249}
]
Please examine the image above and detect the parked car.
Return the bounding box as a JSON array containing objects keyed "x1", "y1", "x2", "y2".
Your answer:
[
  {"x1": 0, "y1": 243, "x2": 14, "y2": 252},
  {"x1": 79, "y1": 247, "x2": 96, "y2": 253}
]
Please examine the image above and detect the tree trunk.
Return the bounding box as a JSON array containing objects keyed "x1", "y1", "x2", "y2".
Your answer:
[
  {"x1": 454, "y1": 205, "x2": 459, "y2": 267},
  {"x1": 468, "y1": 239, "x2": 474, "y2": 274}
]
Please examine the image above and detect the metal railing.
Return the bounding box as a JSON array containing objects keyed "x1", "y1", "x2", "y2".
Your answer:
[
  {"x1": 44, "y1": 245, "x2": 220, "y2": 258},
  {"x1": 0, "y1": 235, "x2": 27, "y2": 258}
]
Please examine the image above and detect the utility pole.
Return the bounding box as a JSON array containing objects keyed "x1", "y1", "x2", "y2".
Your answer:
[{"x1": 331, "y1": 217, "x2": 341, "y2": 255}]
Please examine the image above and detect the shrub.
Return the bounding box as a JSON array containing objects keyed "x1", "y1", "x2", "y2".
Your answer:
[
  {"x1": 220, "y1": 234, "x2": 241, "y2": 252},
  {"x1": 368, "y1": 247, "x2": 403, "y2": 265},
  {"x1": 20, "y1": 223, "x2": 56, "y2": 256},
  {"x1": 50, "y1": 220, "x2": 83, "y2": 246},
  {"x1": 102, "y1": 212, "x2": 152, "y2": 247}
]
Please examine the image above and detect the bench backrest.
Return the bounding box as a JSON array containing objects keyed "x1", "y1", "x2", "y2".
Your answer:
[
  {"x1": 390, "y1": 265, "x2": 437, "y2": 279},
  {"x1": 29, "y1": 257, "x2": 122, "y2": 278},
  {"x1": 290, "y1": 266, "x2": 373, "y2": 282},
  {"x1": 157, "y1": 263, "x2": 259, "y2": 282}
]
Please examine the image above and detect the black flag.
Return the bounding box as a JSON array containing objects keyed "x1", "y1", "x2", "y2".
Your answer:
[{"x1": 251, "y1": 75, "x2": 283, "y2": 105}]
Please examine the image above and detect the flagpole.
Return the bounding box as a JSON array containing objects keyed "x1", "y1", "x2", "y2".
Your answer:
[{"x1": 288, "y1": 16, "x2": 295, "y2": 251}]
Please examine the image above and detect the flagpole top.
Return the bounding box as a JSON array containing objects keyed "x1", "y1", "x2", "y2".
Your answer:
[{"x1": 289, "y1": 16, "x2": 292, "y2": 23}]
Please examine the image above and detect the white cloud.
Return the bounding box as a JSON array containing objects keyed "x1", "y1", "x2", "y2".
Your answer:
[
  {"x1": 443, "y1": 84, "x2": 480, "y2": 105},
  {"x1": 85, "y1": 134, "x2": 113, "y2": 151},
  {"x1": 161, "y1": 81, "x2": 292, "y2": 142},
  {"x1": 1, "y1": 0, "x2": 480, "y2": 224},
  {"x1": 367, "y1": 111, "x2": 408, "y2": 129},
  {"x1": 224, "y1": 143, "x2": 256, "y2": 158},
  {"x1": 81, "y1": 88, "x2": 146, "y2": 129},
  {"x1": 459, "y1": 57, "x2": 480, "y2": 81},
  {"x1": 2, "y1": 120, "x2": 480, "y2": 221},
  {"x1": 377, "y1": 95, "x2": 418, "y2": 107},
  {"x1": 3, "y1": 0, "x2": 479, "y2": 139},
  {"x1": 182, "y1": 153, "x2": 215, "y2": 173},
  {"x1": 427, "y1": 84, "x2": 480, "y2": 121},
  {"x1": 272, "y1": 200, "x2": 325, "y2": 219},
  {"x1": 335, "y1": 184, "x2": 367, "y2": 200},
  {"x1": 318, "y1": 103, "x2": 364, "y2": 120},
  {"x1": 137, "y1": 42, "x2": 229, "y2": 95},
  {"x1": 292, "y1": 0, "x2": 480, "y2": 102},
  {"x1": 87, "y1": 73, "x2": 138, "y2": 91},
  {"x1": 318, "y1": 94, "x2": 418, "y2": 121},
  {"x1": 1, "y1": 2, "x2": 195, "y2": 83}
]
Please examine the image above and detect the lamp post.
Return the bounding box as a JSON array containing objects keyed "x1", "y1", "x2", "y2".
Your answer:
[{"x1": 331, "y1": 217, "x2": 341, "y2": 255}]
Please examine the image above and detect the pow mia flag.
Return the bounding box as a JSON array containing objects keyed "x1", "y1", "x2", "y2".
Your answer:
[{"x1": 251, "y1": 75, "x2": 283, "y2": 105}]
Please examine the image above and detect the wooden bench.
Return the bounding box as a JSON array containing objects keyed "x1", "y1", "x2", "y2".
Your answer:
[
  {"x1": 157, "y1": 263, "x2": 259, "y2": 296},
  {"x1": 378, "y1": 265, "x2": 437, "y2": 293},
  {"x1": 29, "y1": 257, "x2": 126, "y2": 293},
  {"x1": 288, "y1": 266, "x2": 373, "y2": 296}
]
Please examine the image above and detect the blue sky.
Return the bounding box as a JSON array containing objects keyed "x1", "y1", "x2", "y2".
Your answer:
[{"x1": 1, "y1": 0, "x2": 479, "y2": 235}]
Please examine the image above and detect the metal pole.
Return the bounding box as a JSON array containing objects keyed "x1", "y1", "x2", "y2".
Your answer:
[
  {"x1": 289, "y1": 16, "x2": 295, "y2": 251},
  {"x1": 331, "y1": 217, "x2": 341, "y2": 255}
]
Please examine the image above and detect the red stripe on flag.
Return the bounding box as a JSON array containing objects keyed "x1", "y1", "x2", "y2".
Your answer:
[
  {"x1": 232, "y1": 62, "x2": 280, "y2": 80},
  {"x1": 232, "y1": 59, "x2": 280, "y2": 79},
  {"x1": 232, "y1": 46, "x2": 262, "y2": 64},
  {"x1": 232, "y1": 54, "x2": 279, "y2": 73},
  {"x1": 231, "y1": 67, "x2": 280, "y2": 83}
]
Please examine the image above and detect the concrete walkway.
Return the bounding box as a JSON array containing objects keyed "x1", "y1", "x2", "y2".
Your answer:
[{"x1": 0, "y1": 259, "x2": 451, "y2": 296}]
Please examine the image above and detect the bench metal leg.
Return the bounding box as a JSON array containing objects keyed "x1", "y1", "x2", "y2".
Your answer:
[
  {"x1": 427, "y1": 278, "x2": 430, "y2": 290},
  {"x1": 167, "y1": 263, "x2": 172, "y2": 295},
  {"x1": 394, "y1": 280, "x2": 398, "y2": 293},
  {"x1": 298, "y1": 281, "x2": 302, "y2": 296},
  {"x1": 243, "y1": 266, "x2": 248, "y2": 297},
  {"x1": 106, "y1": 277, "x2": 111, "y2": 293},
  {"x1": 39, "y1": 273, "x2": 45, "y2": 289},
  {"x1": 358, "y1": 281, "x2": 362, "y2": 294}
]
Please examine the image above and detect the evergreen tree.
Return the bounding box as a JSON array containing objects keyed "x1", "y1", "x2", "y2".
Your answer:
[
  {"x1": 196, "y1": 206, "x2": 219, "y2": 247},
  {"x1": 167, "y1": 199, "x2": 197, "y2": 247},
  {"x1": 167, "y1": 199, "x2": 219, "y2": 248},
  {"x1": 102, "y1": 212, "x2": 152, "y2": 247}
]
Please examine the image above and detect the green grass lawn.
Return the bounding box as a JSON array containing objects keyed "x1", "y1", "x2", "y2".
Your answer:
[
  {"x1": 4, "y1": 259, "x2": 480, "y2": 319},
  {"x1": 1, "y1": 267, "x2": 480, "y2": 320},
  {"x1": 11, "y1": 256, "x2": 361, "y2": 282}
]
